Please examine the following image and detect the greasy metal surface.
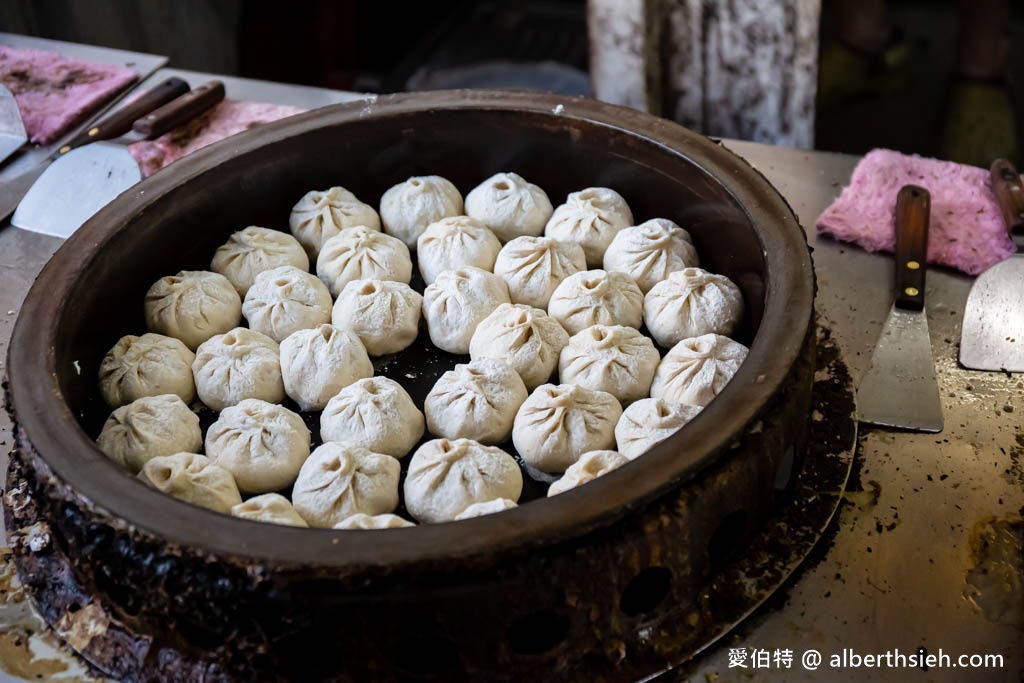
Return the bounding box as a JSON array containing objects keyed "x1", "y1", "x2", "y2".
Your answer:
[
  {"x1": 675, "y1": 141, "x2": 1024, "y2": 682},
  {"x1": 0, "y1": 33, "x2": 167, "y2": 181},
  {"x1": 856, "y1": 306, "x2": 943, "y2": 432},
  {"x1": 1, "y1": 139, "x2": 1021, "y2": 681}
]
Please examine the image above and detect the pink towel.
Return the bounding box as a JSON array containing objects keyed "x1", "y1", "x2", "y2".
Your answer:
[
  {"x1": 816, "y1": 149, "x2": 1014, "y2": 275},
  {"x1": 128, "y1": 99, "x2": 305, "y2": 177},
  {"x1": 0, "y1": 45, "x2": 137, "y2": 145}
]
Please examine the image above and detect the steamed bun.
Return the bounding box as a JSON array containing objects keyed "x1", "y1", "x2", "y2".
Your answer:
[
  {"x1": 649, "y1": 333, "x2": 749, "y2": 407},
  {"x1": 334, "y1": 513, "x2": 415, "y2": 530},
  {"x1": 615, "y1": 397, "x2": 703, "y2": 460},
  {"x1": 403, "y1": 438, "x2": 522, "y2": 523},
  {"x1": 99, "y1": 333, "x2": 195, "y2": 408},
  {"x1": 644, "y1": 268, "x2": 743, "y2": 348},
  {"x1": 242, "y1": 266, "x2": 333, "y2": 343},
  {"x1": 558, "y1": 325, "x2": 659, "y2": 404},
  {"x1": 292, "y1": 442, "x2": 402, "y2": 528},
  {"x1": 192, "y1": 327, "x2": 284, "y2": 411},
  {"x1": 380, "y1": 175, "x2": 464, "y2": 249},
  {"x1": 331, "y1": 279, "x2": 422, "y2": 356},
  {"x1": 96, "y1": 394, "x2": 201, "y2": 474},
  {"x1": 454, "y1": 498, "x2": 518, "y2": 519},
  {"x1": 469, "y1": 303, "x2": 569, "y2": 390},
  {"x1": 316, "y1": 225, "x2": 412, "y2": 298},
  {"x1": 547, "y1": 269, "x2": 644, "y2": 335},
  {"x1": 547, "y1": 450, "x2": 628, "y2": 496},
  {"x1": 144, "y1": 270, "x2": 241, "y2": 350},
  {"x1": 280, "y1": 324, "x2": 373, "y2": 411},
  {"x1": 493, "y1": 235, "x2": 586, "y2": 309},
  {"x1": 512, "y1": 384, "x2": 621, "y2": 474},
  {"x1": 416, "y1": 215, "x2": 501, "y2": 285},
  {"x1": 205, "y1": 399, "x2": 311, "y2": 494},
  {"x1": 422, "y1": 266, "x2": 510, "y2": 354},
  {"x1": 544, "y1": 187, "x2": 633, "y2": 267},
  {"x1": 425, "y1": 358, "x2": 528, "y2": 444},
  {"x1": 603, "y1": 218, "x2": 698, "y2": 293},
  {"x1": 289, "y1": 186, "x2": 380, "y2": 258},
  {"x1": 320, "y1": 377, "x2": 425, "y2": 458},
  {"x1": 231, "y1": 493, "x2": 309, "y2": 527},
  {"x1": 464, "y1": 172, "x2": 553, "y2": 243},
  {"x1": 138, "y1": 453, "x2": 242, "y2": 514},
  {"x1": 211, "y1": 226, "x2": 308, "y2": 296}
]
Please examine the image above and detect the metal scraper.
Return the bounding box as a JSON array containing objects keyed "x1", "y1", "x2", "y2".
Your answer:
[
  {"x1": 0, "y1": 84, "x2": 28, "y2": 164},
  {"x1": 0, "y1": 76, "x2": 190, "y2": 226},
  {"x1": 11, "y1": 80, "x2": 224, "y2": 239},
  {"x1": 959, "y1": 159, "x2": 1024, "y2": 372},
  {"x1": 857, "y1": 185, "x2": 943, "y2": 432}
]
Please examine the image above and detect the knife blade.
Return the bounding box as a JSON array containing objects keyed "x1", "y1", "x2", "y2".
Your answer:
[
  {"x1": 0, "y1": 76, "x2": 190, "y2": 224},
  {"x1": 856, "y1": 184, "x2": 944, "y2": 432},
  {"x1": 10, "y1": 80, "x2": 225, "y2": 238}
]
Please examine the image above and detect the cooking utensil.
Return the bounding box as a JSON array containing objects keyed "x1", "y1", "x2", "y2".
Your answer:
[
  {"x1": 857, "y1": 184, "x2": 943, "y2": 432},
  {"x1": 0, "y1": 76, "x2": 190, "y2": 226},
  {"x1": 959, "y1": 159, "x2": 1024, "y2": 372},
  {"x1": 0, "y1": 84, "x2": 28, "y2": 164},
  {"x1": 11, "y1": 80, "x2": 224, "y2": 238},
  {"x1": 5, "y1": 91, "x2": 816, "y2": 682}
]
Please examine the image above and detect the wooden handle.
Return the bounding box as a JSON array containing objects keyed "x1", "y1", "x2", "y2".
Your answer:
[
  {"x1": 893, "y1": 185, "x2": 930, "y2": 311},
  {"x1": 989, "y1": 158, "x2": 1024, "y2": 235},
  {"x1": 131, "y1": 81, "x2": 226, "y2": 139},
  {"x1": 53, "y1": 77, "x2": 190, "y2": 157}
]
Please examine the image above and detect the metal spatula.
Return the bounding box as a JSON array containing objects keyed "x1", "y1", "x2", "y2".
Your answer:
[
  {"x1": 11, "y1": 80, "x2": 224, "y2": 238},
  {"x1": 0, "y1": 76, "x2": 190, "y2": 225},
  {"x1": 959, "y1": 159, "x2": 1024, "y2": 372},
  {"x1": 0, "y1": 84, "x2": 28, "y2": 164},
  {"x1": 856, "y1": 185, "x2": 944, "y2": 432}
]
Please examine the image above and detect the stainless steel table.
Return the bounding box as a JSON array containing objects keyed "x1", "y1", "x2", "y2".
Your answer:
[{"x1": 0, "y1": 139, "x2": 1021, "y2": 682}]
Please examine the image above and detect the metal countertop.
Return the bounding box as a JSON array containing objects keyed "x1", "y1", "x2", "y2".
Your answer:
[{"x1": 0, "y1": 135, "x2": 1020, "y2": 682}]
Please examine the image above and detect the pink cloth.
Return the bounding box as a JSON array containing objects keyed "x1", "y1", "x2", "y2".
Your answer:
[
  {"x1": 816, "y1": 149, "x2": 1014, "y2": 275},
  {"x1": 128, "y1": 99, "x2": 305, "y2": 177},
  {"x1": 0, "y1": 45, "x2": 137, "y2": 145}
]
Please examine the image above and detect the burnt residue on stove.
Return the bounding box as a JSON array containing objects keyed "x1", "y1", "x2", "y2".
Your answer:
[
  {"x1": 665, "y1": 322, "x2": 858, "y2": 679},
  {"x1": 2, "y1": 66, "x2": 105, "y2": 97}
]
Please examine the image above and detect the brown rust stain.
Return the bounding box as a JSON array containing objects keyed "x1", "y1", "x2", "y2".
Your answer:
[{"x1": 0, "y1": 631, "x2": 73, "y2": 681}]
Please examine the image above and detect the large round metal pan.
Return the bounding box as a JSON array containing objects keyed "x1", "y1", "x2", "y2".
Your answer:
[{"x1": 5, "y1": 90, "x2": 814, "y2": 681}]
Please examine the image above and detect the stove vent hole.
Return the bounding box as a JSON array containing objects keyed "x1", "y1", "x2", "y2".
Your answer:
[
  {"x1": 708, "y1": 509, "x2": 749, "y2": 567},
  {"x1": 392, "y1": 633, "x2": 461, "y2": 676},
  {"x1": 507, "y1": 610, "x2": 570, "y2": 656},
  {"x1": 619, "y1": 567, "x2": 672, "y2": 617}
]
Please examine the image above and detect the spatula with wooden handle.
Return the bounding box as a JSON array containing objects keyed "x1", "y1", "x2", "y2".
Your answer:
[
  {"x1": 959, "y1": 159, "x2": 1024, "y2": 372},
  {"x1": 856, "y1": 185, "x2": 944, "y2": 432},
  {"x1": 0, "y1": 76, "x2": 190, "y2": 223},
  {"x1": 10, "y1": 80, "x2": 224, "y2": 238}
]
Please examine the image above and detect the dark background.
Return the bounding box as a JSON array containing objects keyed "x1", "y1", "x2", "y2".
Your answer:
[{"x1": 1, "y1": 0, "x2": 1021, "y2": 158}]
